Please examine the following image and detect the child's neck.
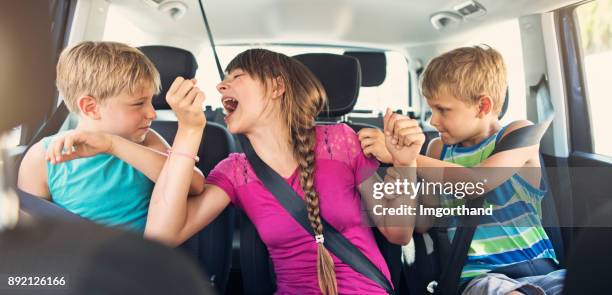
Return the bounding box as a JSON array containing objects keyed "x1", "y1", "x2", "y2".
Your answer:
[
  {"x1": 246, "y1": 122, "x2": 297, "y2": 175},
  {"x1": 74, "y1": 118, "x2": 103, "y2": 133},
  {"x1": 460, "y1": 119, "x2": 501, "y2": 147}
]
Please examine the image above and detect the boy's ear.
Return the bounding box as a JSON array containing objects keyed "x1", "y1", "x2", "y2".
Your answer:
[
  {"x1": 270, "y1": 77, "x2": 286, "y2": 99},
  {"x1": 476, "y1": 95, "x2": 494, "y2": 118},
  {"x1": 77, "y1": 95, "x2": 101, "y2": 120}
]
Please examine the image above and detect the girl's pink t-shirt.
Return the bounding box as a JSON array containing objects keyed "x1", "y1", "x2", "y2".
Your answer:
[{"x1": 206, "y1": 123, "x2": 391, "y2": 294}]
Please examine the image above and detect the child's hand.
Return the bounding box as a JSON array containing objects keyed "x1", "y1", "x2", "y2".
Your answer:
[
  {"x1": 45, "y1": 131, "x2": 113, "y2": 165},
  {"x1": 358, "y1": 128, "x2": 393, "y2": 163},
  {"x1": 384, "y1": 108, "x2": 425, "y2": 166},
  {"x1": 166, "y1": 77, "x2": 206, "y2": 130}
]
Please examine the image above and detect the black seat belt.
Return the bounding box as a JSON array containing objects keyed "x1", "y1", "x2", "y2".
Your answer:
[
  {"x1": 430, "y1": 79, "x2": 555, "y2": 295},
  {"x1": 237, "y1": 134, "x2": 394, "y2": 294},
  {"x1": 20, "y1": 102, "x2": 69, "y2": 158}
]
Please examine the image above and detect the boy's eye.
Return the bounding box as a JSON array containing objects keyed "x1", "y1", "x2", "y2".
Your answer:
[{"x1": 132, "y1": 102, "x2": 145, "y2": 106}]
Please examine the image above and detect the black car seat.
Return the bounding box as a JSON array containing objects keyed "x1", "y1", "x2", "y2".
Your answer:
[
  {"x1": 139, "y1": 45, "x2": 236, "y2": 294},
  {"x1": 562, "y1": 202, "x2": 612, "y2": 294},
  {"x1": 295, "y1": 52, "x2": 403, "y2": 289},
  {"x1": 293, "y1": 53, "x2": 380, "y2": 132},
  {"x1": 344, "y1": 51, "x2": 387, "y2": 88},
  {"x1": 3, "y1": 214, "x2": 215, "y2": 295},
  {"x1": 238, "y1": 52, "x2": 402, "y2": 294},
  {"x1": 17, "y1": 189, "x2": 84, "y2": 221},
  {"x1": 342, "y1": 51, "x2": 387, "y2": 128}
]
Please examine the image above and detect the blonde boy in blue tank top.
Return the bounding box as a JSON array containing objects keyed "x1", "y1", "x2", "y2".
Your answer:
[
  {"x1": 359, "y1": 46, "x2": 564, "y2": 294},
  {"x1": 18, "y1": 42, "x2": 205, "y2": 233}
]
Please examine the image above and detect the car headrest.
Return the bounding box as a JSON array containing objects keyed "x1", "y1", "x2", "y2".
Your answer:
[
  {"x1": 293, "y1": 53, "x2": 361, "y2": 118},
  {"x1": 343, "y1": 51, "x2": 386, "y2": 87},
  {"x1": 138, "y1": 46, "x2": 198, "y2": 110}
]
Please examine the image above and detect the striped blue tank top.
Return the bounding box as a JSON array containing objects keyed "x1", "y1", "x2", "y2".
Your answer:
[
  {"x1": 42, "y1": 133, "x2": 153, "y2": 232},
  {"x1": 439, "y1": 125, "x2": 557, "y2": 281}
]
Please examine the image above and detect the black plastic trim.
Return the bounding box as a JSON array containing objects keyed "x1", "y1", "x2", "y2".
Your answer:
[{"x1": 557, "y1": 5, "x2": 593, "y2": 153}]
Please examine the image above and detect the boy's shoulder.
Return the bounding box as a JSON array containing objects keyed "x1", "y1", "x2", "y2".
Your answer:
[
  {"x1": 426, "y1": 137, "x2": 444, "y2": 159},
  {"x1": 18, "y1": 140, "x2": 50, "y2": 199},
  {"x1": 21, "y1": 140, "x2": 47, "y2": 169}
]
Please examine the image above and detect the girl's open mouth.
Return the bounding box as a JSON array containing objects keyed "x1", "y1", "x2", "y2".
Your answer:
[{"x1": 222, "y1": 96, "x2": 239, "y2": 119}]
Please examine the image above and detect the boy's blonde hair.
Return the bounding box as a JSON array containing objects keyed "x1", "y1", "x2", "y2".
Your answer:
[
  {"x1": 56, "y1": 41, "x2": 160, "y2": 113},
  {"x1": 420, "y1": 45, "x2": 507, "y2": 114}
]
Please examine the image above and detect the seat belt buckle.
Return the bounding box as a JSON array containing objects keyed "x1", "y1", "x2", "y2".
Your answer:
[{"x1": 427, "y1": 280, "x2": 438, "y2": 294}]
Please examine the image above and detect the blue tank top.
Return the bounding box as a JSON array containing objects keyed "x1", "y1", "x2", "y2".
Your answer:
[
  {"x1": 42, "y1": 133, "x2": 153, "y2": 232},
  {"x1": 439, "y1": 125, "x2": 557, "y2": 281}
]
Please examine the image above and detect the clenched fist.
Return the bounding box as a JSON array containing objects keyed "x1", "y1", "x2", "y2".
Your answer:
[
  {"x1": 383, "y1": 108, "x2": 425, "y2": 166},
  {"x1": 166, "y1": 77, "x2": 206, "y2": 130}
]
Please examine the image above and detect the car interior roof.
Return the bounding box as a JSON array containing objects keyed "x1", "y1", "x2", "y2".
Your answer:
[{"x1": 107, "y1": 0, "x2": 582, "y2": 49}]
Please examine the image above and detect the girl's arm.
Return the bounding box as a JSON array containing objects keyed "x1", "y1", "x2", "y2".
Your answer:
[
  {"x1": 144, "y1": 126, "x2": 231, "y2": 246},
  {"x1": 111, "y1": 131, "x2": 205, "y2": 195},
  {"x1": 143, "y1": 77, "x2": 231, "y2": 246}
]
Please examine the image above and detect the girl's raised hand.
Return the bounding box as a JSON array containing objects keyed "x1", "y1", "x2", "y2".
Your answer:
[
  {"x1": 166, "y1": 77, "x2": 206, "y2": 130},
  {"x1": 358, "y1": 128, "x2": 393, "y2": 164}
]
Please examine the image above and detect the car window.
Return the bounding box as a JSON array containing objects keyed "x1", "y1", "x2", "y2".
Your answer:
[
  {"x1": 196, "y1": 46, "x2": 410, "y2": 114},
  {"x1": 5, "y1": 127, "x2": 21, "y2": 147},
  {"x1": 352, "y1": 51, "x2": 409, "y2": 114},
  {"x1": 102, "y1": 5, "x2": 411, "y2": 118},
  {"x1": 576, "y1": 0, "x2": 612, "y2": 157},
  {"x1": 194, "y1": 45, "x2": 343, "y2": 110}
]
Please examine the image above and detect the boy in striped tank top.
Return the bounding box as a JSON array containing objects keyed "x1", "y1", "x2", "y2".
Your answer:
[{"x1": 359, "y1": 46, "x2": 565, "y2": 294}]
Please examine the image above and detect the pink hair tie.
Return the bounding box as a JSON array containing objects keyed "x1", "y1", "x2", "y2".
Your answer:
[{"x1": 166, "y1": 149, "x2": 200, "y2": 163}]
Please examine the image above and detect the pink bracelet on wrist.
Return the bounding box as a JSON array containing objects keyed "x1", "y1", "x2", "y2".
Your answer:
[{"x1": 166, "y1": 149, "x2": 200, "y2": 162}]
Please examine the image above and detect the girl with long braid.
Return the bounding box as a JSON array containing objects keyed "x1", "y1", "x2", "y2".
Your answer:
[{"x1": 145, "y1": 49, "x2": 424, "y2": 294}]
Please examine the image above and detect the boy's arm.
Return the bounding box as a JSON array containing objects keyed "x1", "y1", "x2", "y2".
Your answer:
[
  {"x1": 357, "y1": 108, "x2": 424, "y2": 245},
  {"x1": 46, "y1": 130, "x2": 205, "y2": 196},
  {"x1": 359, "y1": 165, "x2": 417, "y2": 246},
  {"x1": 142, "y1": 128, "x2": 171, "y2": 152},
  {"x1": 416, "y1": 120, "x2": 539, "y2": 197},
  {"x1": 17, "y1": 141, "x2": 51, "y2": 200},
  {"x1": 108, "y1": 133, "x2": 205, "y2": 196}
]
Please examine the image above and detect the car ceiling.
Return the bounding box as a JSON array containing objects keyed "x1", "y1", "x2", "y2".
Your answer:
[{"x1": 107, "y1": 0, "x2": 581, "y2": 49}]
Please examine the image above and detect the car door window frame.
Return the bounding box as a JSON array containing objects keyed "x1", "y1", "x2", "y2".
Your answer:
[{"x1": 557, "y1": 3, "x2": 594, "y2": 155}]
